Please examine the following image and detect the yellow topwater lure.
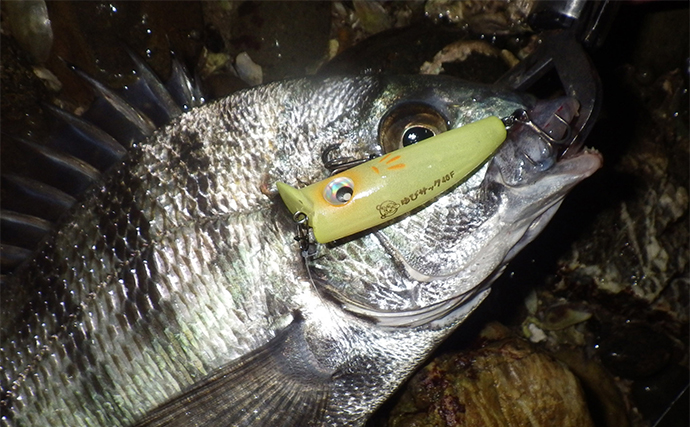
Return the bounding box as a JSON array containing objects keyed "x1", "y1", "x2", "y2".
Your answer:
[{"x1": 277, "y1": 115, "x2": 507, "y2": 243}]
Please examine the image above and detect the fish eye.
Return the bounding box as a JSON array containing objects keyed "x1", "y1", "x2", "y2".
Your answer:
[
  {"x1": 379, "y1": 103, "x2": 448, "y2": 153},
  {"x1": 323, "y1": 177, "x2": 354, "y2": 206},
  {"x1": 402, "y1": 126, "x2": 436, "y2": 146}
]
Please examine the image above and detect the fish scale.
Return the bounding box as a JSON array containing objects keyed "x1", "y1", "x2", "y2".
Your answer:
[
  {"x1": 3, "y1": 78, "x2": 363, "y2": 425},
  {"x1": 1, "y1": 72, "x2": 601, "y2": 426}
]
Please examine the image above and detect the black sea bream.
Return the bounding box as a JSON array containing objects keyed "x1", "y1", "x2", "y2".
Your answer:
[{"x1": 0, "y1": 74, "x2": 601, "y2": 426}]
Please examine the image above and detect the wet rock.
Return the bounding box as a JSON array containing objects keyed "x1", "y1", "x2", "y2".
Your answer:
[
  {"x1": 202, "y1": 1, "x2": 331, "y2": 82},
  {"x1": 383, "y1": 323, "x2": 594, "y2": 427},
  {"x1": 597, "y1": 323, "x2": 674, "y2": 379},
  {"x1": 2, "y1": 0, "x2": 54, "y2": 64},
  {"x1": 419, "y1": 40, "x2": 514, "y2": 84},
  {"x1": 631, "y1": 364, "x2": 689, "y2": 425},
  {"x1": 425, "y1": 0, "x2": 534, "y2": 35}
]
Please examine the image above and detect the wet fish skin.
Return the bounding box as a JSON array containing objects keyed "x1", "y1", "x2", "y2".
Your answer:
[{"x1": 1, "y1": 75, "x2": 600, "y2": 426}]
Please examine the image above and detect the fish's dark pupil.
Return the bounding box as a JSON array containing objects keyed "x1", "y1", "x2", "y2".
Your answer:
[
  {"x1": 336, "y1": 186, "x2": 353, "y2": 202},
  {"x1": 402, "y1": 126, "x2": 435, "y2": 146}
]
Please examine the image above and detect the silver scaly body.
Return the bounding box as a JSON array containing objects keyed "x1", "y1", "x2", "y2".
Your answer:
[{"x1": 1, "y1": 75, "x2": 601, "y2": 426}]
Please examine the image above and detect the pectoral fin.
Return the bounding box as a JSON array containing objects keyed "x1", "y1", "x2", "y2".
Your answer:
[{"x1": 134, "y1": 317, "x2": 333, "y2": 427}]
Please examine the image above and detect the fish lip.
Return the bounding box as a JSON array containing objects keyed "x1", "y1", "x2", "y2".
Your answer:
[
  {"x1": 500, "y1": 96, "x2": 602, "y2": 182},
  {"x1": 548, "y1": 146, "x2": 603, "y2": 180},
  {"x1": 559, "y1": 140, "x2": 585, "y2": 160},
  {"x1": 529, "y1": 96, "x2": 594, "y2": 164},
  {"x1": 540, "y1": 97, "x2": 603, "y2": 176},
  {"x1": 504, "y1": 94, "x2": 603, "y2": 191}
]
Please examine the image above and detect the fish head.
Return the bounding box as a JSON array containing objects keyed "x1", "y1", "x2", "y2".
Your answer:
[{"x1": 306, "y1": 75, "x2": 602, "y2": 327}]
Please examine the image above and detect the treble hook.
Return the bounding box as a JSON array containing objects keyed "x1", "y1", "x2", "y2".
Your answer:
[
  {"x1": 322, "y1": 144, "x2": 377, "y2": 175},
  {"x1": 502, "y1": 109, "x2": 573, "y2": 148}
]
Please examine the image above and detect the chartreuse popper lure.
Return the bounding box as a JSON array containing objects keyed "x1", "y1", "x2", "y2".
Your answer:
[{"x1": 277, "y1": 116, "x2": 507, "y2": 243}]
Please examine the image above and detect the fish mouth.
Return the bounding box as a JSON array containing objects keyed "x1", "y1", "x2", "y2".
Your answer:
[
  {"x1": 530, "y1": 97, "x2": 603, "y2": 180},
  {"x1": 491, "y1": 96, "x2": 602, "y2": 189},
  {"x1": 533, "y1": 96, "x2": 601, "y2": 155},
  {"x1": 522, "y1": 97, "x2": 581, "y2": 166}
]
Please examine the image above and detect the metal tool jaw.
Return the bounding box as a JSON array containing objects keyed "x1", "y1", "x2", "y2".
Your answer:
[{"x1": 495, "y1": 0, "x2": 618, "y2": 157}]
